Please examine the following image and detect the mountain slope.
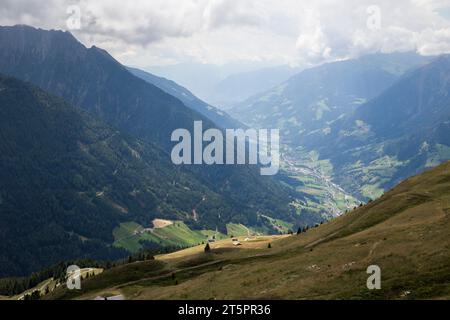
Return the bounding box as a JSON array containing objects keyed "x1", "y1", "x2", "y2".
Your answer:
[
  {"x1": 230, "y1": 52, "x2": 443, "y2": 201},
  {"x1": 127, "y1": 66, "x2": 241, "y2": 129},
  {"x1": 0, "y1": 25, "x2": 310, "y2": 233},
  {"x1": 0, "y1": 25, "x2": 204, "y2": 150},
  {"x1": 231, "y1": 52, "x2": 431, "y2": 147},
  {"x1": 0, "y1": 75, "x2": 243, "y2": 277},
  {"x1": 145, "y1": 61, "x2": 279, "y2": 106},
  {"x1": 316, "y1": 55, "x2": 450, "y2": 199},
  {"x1": 146, "y1": 62, "x2": 226, "y2": 104},
  {"x1": 47, "y1": 161, "x2": 450, "y2": 300},
  {"x1": 211, "y1": 65, "x2": 299, "y2": 108}
]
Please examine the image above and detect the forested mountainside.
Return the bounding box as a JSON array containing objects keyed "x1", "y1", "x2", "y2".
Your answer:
[
  {"x1": 127, "y1": 66, "x2": 242, "y2": 129},
  {"x1": 0, "y1": 75, "x2": 252, "y2": 277},
  {"x1": 0, "y1": 25, "x2": 314, "y2": 234}
]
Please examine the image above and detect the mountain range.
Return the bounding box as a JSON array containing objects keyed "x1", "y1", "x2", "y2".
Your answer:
[
  {"x1": 0, "y1": 25, "x2": 315, "y2": 277},
  {"x1": 1, "y1": 23, "x2": 450, "y2": 286},
  {"x1": 231, "y1": 52, "x2": 450, "y2": 200},
  {"x1": 147, "y1": 62, "x2": 298, "y2": 108},
  {"x1": 231, "y1": 52, "x2": 431, "y2": 147},
  {"x1": 0, "y1": 25, "x2": 303, "y2": 228},
  {"x1": 209, "y1": 65, "x2": 300, "y2": 108},
  {"x1": 311, "y1": 54, "x2": 450, "y2": 199}
]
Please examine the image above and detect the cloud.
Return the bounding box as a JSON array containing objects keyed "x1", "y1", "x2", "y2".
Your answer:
[
  {"x1": 295, "y1": 9, "x2": 331, "y2": 62},
  {"x1": 202, "y1": 0, "x2": 267, "y2": 29},
  {"x1": 69, "y1": 0, "x2": 207, "y2": 47},
  {"x1": 0, "y1": 0, "x2": 449, "y2": 67},
  {"x1": 417, "y1": 27, "x2": 450, "y2": 55}
]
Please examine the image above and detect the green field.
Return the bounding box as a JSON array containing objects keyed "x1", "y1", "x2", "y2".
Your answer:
[
  {"x1": 260, "y1": 215, "x2": 294, "y2": 233},
  {"x1": 113, "y1": 221, "x2": 228, "y2": 253},
  {"x1": 225, "y1": 223, "x2": 253, "y2": 237},
  {"x1": 152, "y1": 222, "x2": 209, "y2": 247},
  {"x1": 113, "y1": 222, "x2": 162, "y2": 253}
]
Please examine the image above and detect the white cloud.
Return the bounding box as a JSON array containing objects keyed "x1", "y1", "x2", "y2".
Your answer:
[
  {"x1": 202, "y1": 0, "x2": 267, "y2": 29},
  {"x1": 0, "y1": 0, "x2": 449, "y2": 67},
  {"x1": 295, "y1": 9, "x2": 331, "y2": 63}
]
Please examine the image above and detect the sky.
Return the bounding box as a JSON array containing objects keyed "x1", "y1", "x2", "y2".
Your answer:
[{"x1": 1, "y1": 0, "x2": 450, "y2": 69}]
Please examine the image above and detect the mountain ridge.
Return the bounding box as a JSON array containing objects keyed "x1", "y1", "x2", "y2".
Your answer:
[
  {"x1": 0, "y1": 74, "x2": 227, "y2": 276},
  {"x1": 0, "y1": 24, "x2": 310, "y2": 230},
  {"x1": 127, "y1": 66, "x2": 242, "y2": 129}
]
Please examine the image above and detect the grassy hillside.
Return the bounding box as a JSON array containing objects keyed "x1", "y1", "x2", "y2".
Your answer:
[{"x1": 43, "y1": 161, "x2": 450, "y2": 300}]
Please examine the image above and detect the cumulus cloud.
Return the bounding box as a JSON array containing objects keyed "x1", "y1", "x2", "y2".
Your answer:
[
  {"x1": 202, "y1": 0, "x2": 267, "y2": 29},
  {"x1": 295, "y1": 9, "x2": 331, "y2": 62},
  {"x1": 0, "y1": 0, "x2": 449, "y2": 67}
]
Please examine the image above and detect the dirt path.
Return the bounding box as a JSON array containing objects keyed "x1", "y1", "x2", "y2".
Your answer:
[
  {"x1": 364, "y1": 240, "x2": 382, "y2": 262},
  {"x1": 305, "y1": 231, "x2": 340, "y2": 249}
]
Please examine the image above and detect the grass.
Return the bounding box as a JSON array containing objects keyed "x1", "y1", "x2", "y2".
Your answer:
[
  {"x1": 199, "y1": 230, "x2": 227, "y2": 240},
  {"x1": 113, "y1": 222, "x2": 161, "y2": 253},
  {"x1": 226, "y1": 223, "x2": 250, "y2": 237},
  {"x1": 113, "y1": 221, "x2": 228, "y2": 253},
  {"x1": 114, "y1": 232, "x2": 162, "y2": 253},
  {"x1": 340, "y1": 154, "x2": 403, "y2": 190},
  {"x1": 113, "y1": 222, "x2": 143, "y2": 240},
  {"x1": 260, "y1": 215, "x2": 294, "y2": 233},
  {"x1": 152, "y1": 222, "x2": 207, "y2": 247}
]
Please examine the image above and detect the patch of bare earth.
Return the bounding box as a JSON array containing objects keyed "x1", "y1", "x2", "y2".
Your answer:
[{"x1": 152, "y1": 219, "x2": 173, "y2": 229}]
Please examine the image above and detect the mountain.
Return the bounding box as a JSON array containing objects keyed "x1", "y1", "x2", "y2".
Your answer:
[
  {"x1": 127, "y1": 66, "x2": 241, "y2": 129},
  {"x1": 231, "y1": 52, "x2": 431, "y2": 147},
  {"x1": 0, "y1": 25, "x2": 204, "y2": 150},
  {"x1": 0, "y1": 25, "x2": 313, "y2": 230},
  {"x1": 44, "y1": 161, "x2": 450, "y2": 300},
  {"x1": 211, "y1": 65, "x2": 300, "y2": 109},
  {"x1": 314, "y1": 54, "x2": 450, "y2": 199},
  {"x1": 146, "y1": 62, "x2": 294, "y2": 107},
  {"x1": 145, "y1": 62, "x2": 226, "y2": 103},
  {"x1": 229, "y1": 52, "x2": 441, "y2": 201},
  {"x1": 0, "y1": 75, "x2": 244, "y2": 277}
]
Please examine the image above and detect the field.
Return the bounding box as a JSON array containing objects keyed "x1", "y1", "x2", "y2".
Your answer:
[{"x1": 113, "y1": 220, "x2": 253, "y2": 253}]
